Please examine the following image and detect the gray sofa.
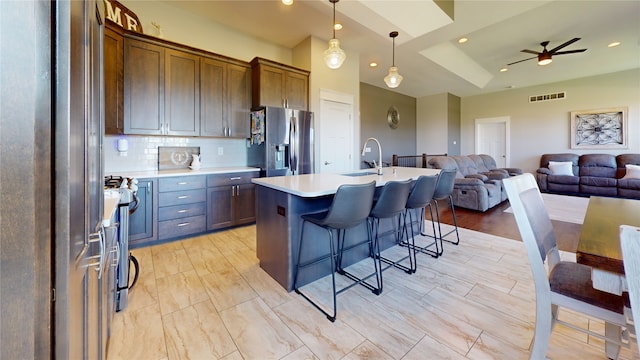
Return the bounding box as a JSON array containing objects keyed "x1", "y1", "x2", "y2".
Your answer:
[
  {"x1": 428, "y1": 154, "x2": 520, "y2": 211},
  {"x1": 536, "y1": 153, "x2": 640, "y2": 199}
]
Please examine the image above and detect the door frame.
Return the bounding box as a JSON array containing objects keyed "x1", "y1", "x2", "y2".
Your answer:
[
  {"x1": 318, "y1": 89, "x2": 355, "y2": 173},
  {"x1": 474, "y1": 116, "x2": 511, "y2": 166}
]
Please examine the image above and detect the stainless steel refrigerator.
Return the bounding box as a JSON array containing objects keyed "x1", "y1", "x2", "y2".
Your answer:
[{"x1": 248, "y1": 106, "x2": 314, "y2": 177}]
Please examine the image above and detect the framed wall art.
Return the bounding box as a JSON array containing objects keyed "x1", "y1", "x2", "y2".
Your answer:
[{"x1": 570, "y1": 107, "x2": 628, "y2": 149}]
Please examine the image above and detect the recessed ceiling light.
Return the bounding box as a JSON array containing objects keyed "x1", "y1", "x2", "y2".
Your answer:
[
  {"x1": 334, "y1": 23, "x2": 343, "y2": 31},
  {"x1": 458, "y1": 37, "x2": 468, "y2": 44},
  {"x1": 369, "y1": 62, "x2": 378, "y2": 68},
  {"x1": 608, "y1": 41, "x2": 621, "y2": 48},
  {"x1": 282, "y1": 0, "x2": 293, "y2": 5},
  {"x1": 500, "y1": 67, "x2": 508, "y2": 72}
]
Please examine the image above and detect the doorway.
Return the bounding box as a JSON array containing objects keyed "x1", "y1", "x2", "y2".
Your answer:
[
  {"x1": 475, "y1": 116, "x2": 510, "y2": 168},
  {"x1": 318, "y1": 90, "x2": 355, "y2": 174}
]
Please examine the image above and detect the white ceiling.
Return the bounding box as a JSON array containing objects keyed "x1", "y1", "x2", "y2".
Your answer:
[{"x1": 165, "y1": 0, "x2": 640, "y2": 98}]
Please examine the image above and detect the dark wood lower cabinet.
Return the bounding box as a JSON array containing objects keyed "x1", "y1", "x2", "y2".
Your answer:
[
  {"x1": 130, "y1": 172, "x2": 258, "y2": 247},
  {"x1": 129, "y1": 179, "x2": 157, "y2": 247},
  {"x1": 207, "y1": 171, "x2": 259, "y2": 231}
]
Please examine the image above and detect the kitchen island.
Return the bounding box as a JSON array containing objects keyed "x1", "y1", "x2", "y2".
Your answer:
[{"x1": 252, "y1": 167, "x2": 440, "y2": 291}]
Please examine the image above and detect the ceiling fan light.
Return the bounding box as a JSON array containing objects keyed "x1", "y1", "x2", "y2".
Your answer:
[
  {"x1": 384, "y1": 66, "x2": 403, "y2": 88},
  {"x1": 538, "y1": 53, "x2": 552, "y2": 65},
  {"x1": 324, "y1": 38, "x2": 346, "y2": 69}
]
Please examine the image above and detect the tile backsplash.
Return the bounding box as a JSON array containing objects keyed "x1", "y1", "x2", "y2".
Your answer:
[{"x1": 104, "y1": 135, "x2": 248, "y2": 173}]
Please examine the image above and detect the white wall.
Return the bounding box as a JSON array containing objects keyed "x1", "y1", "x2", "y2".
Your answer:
[
  {"x1": 299, "y1": 36, "x2": 361, "y2": 169},
  {"x1": 121, "y1": 0, "x2": 290, "y2": 63},
  {"x1": 461, "y1": 69, "x2": 640, "y2": 173},
  {"x1": 416, "y1": 93, "x2": 448, "y2": 155}
]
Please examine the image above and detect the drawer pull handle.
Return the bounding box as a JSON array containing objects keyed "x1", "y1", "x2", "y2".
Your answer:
[
  {"x1": 177, "y1": 209, "x2": 188, "y2": 213},
  {"x1": 177, "y1": 222, "x2": 190, "y2": 227},
  {"x1": 177, "y1": 195, "x2": 189, "y2": 199},
  {"x1": 178, "y1": 182, "x2": 189, "y2": 185},
  {"x1": 229, "y1": 177, "x2": 241, "y2": 180}
]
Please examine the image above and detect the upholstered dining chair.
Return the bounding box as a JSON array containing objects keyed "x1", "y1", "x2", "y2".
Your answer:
[
  {"x1": 402, "y1": 175, "x2": 439, "y2": 258},
  {"x1": 430, "y1": 168, "x2": 460, "y2": 249},
  {"x1": 293, "y1": 181, "x2": 377, "y2": 322},
  {"x1": 503, "y1": 173, "x2": 628, "y2": 360},
  {"x1": 620, "y1": 225, "x2": 640, "y2": 354}
]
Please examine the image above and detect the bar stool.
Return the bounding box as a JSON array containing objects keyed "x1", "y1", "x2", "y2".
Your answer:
[
  {"x1": 369, "y1": 179, "x2": 414, "y2": 278},
  {"x1": 293, "y1": 181, "x2": 377, "y2": 322},
  {"x1": 431, "y1": 169, "x2": 460, "y2": 247},
  {"x1": 402, "y1": 175, "x2": 440, "y2": 258}
]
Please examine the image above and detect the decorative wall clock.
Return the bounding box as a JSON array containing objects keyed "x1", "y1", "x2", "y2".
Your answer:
[{"x1": 387, "y1": 106, "x2": 399, "y2": 129}]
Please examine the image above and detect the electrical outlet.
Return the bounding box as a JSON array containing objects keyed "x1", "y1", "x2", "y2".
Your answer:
[
  {"x1": 365, "y1": 147, "x2": 371, "y2": 153},
  {"x1": 217, "y1": 147, "x2": 224, "y2": 155}
]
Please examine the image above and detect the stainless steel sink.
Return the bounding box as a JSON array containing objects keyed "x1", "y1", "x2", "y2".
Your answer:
[{"x1": 341, "y1": 171, "x2": 377, "y2": 177}]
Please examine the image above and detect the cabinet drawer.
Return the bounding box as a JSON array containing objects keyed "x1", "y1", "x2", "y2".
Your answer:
[
  {"x1": 207, "y1": 171, "x2": 259, "y2": 187},
  {"x1": 158, "y1": 215, "x2": 206, "y2": 240},
  {"x1": 159, "y1": 189, "x2": 206, "y2": 207},
  {"x1": 158, "y1": 202, "x2": 206, "y2": 221},
  {"x1": 159, "y1": 176, "x2": 206, "y2": 192}
]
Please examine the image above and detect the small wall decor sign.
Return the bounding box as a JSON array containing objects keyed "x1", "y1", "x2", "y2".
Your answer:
[{"x1": 570, "y1": 107, "x2": 628, "y2": 149}]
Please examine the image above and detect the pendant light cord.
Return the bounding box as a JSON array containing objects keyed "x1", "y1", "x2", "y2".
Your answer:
[{"x1": 332, "y1": 1, "x2": 336, "y2": 39}]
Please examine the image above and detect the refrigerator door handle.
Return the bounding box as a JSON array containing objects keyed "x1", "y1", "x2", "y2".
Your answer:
[{"x1": 289, "y1": 115, "x2": 297, "y2": 175}]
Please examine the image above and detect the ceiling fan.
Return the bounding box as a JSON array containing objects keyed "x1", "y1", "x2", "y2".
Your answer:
[{"x1": 508, "y1": 37, "x2": 587, "y2": 66}]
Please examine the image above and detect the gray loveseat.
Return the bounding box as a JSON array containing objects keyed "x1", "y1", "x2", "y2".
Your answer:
[
  {"x1": 428, "y1": 154, "x2": 521, "y2": 211},
  {"x1": 536, "y1": 153, "x2": 640, "y2": 199}
]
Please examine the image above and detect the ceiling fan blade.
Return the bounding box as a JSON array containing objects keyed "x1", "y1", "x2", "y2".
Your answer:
[
  {"x1": 549, "y1": 37, "x2": 581, "y2": 53},
  {"x1": 553, "y1": 49, "x2": 587, "y2": 55},
  {"x1": 507, "y1": 56, "x2": 537, "y2": 66},
  {"x1": 521, "y1": 49, "x2": 540, "y2": 55}
]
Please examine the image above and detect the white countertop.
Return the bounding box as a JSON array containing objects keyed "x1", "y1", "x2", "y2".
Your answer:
[
  {"x1": 103, "y1": 189, "x2": 121, "y2": 227},
  {"x1": 106, "y1": 166, "x2": 260, "y2": 179},
  {"x1": 252, "y1": 167, "x2": 440, "y2": 197}
]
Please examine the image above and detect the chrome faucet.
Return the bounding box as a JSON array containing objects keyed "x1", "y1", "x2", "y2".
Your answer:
[{"x1": 362, "y1": 137, "x2": 383, "y2": 175}]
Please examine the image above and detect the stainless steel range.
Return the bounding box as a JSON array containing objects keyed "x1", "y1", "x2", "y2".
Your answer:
[{"x1": 104, "y1": 175, "x2": 140, "y2": 312}]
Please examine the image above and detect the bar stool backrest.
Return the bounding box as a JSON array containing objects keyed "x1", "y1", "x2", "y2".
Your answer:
[
  {"x1": 323, "y1": 181, "x2": 376, "y2": 229},
  {"x1": 370, "y1": 180, "x2": 412, "y2": 219},
  {"x1": 406, "y1": 175, "x2": 438, "y2": 209},
  {"x1": 433, "y1": 169, "x2": 456, "y2": 201}
]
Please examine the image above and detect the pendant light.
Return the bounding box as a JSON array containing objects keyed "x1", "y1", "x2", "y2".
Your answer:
[
  {"x1": 324, "y1": 0, "x2": 346, "y2": 69},
  {"x1": 384, "y1": 31, "x2": 403, "y2": 88}
]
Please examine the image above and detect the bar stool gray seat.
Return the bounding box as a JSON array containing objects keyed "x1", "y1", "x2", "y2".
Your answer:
[
  {"x1": 370, "y1": 179, "x2": 414, "y2": 278},
  {"x1": 293, "y1": 181, "x2": 377, "y2": 322},
  {"x1": 402, "y1": 175, "x2": 440, "y2": 258},
  {"x1": 431, "y1": 169, "x2": 460, "y2": 249}
]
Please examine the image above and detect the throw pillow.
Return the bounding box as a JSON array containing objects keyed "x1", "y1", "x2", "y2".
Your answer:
[
  {"x1": 622, "y1": 164, "x2": 640, "y2": 179},
  {"x1": 548, "y1": 161, "x2": 574, "y2": 176}
]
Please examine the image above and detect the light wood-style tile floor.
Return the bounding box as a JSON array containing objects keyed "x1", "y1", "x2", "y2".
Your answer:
[{"x1": 107, "y1": 224, "x2": 637, "y2": 360}]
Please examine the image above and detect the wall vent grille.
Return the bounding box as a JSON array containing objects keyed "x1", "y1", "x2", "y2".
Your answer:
[{"x1": 529, "y1": 91, "x2": 566, "y2": 103}]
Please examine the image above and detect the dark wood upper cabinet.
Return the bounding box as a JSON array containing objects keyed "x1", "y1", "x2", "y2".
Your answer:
[
  {"x1": 123, "y1": 37, "x2": 164, "y2": 135},
  {"x1": 165, "y1": 48, "x2": 200, "y2": 136},
  {"x1": 111, "y1": 31, "x2": 250, "y2": 137},
  {"x1": 200, "y1": 57, "x2": 225, "y2": 137},
  {"x1": 226, "y1": 63, "x2": 251, "y2": 137},
  {"x1": 251, "y1": 57, "x2": 309, "y2": 110},
  {"x1": 104, "y1": 25, "x2": 124, "y2": 135}
]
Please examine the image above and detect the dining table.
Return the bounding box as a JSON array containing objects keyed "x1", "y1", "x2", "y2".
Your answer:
[{"x1": 576, "y1": 196, "x2": 640, "y2": 295}]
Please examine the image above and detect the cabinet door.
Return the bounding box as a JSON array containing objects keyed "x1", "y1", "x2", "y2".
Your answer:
[
  {"x1": 165, "y1": 48, "x2": 200, "y2": 136},
  {"x1": 207, "y1": 187, "x2": 233, "y2": 230},
  {"x1": 104, "y1": 26, "x2": 123, "y2": 135},
  {"x1": 200, "y1": 57, "x2": 225, "y2": 137},
  {"x1": 234, "y1": 183, "x2": 256, "y2": 225},
  {"x1": 124, "y1": 38, "x2": 164, "y2": 135},
  {"x1": 285, "y1": 71, "x2": 308, "y2": 110},
  {"x1": 129, "y1": 179, "x2": 157, "y2": 245},
  {"x1": 227, "y1": 63, "x2": 250, "y2": 137},
  {"x1": 257, "y1": 65, "x2": 285, "y2": 108}
]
